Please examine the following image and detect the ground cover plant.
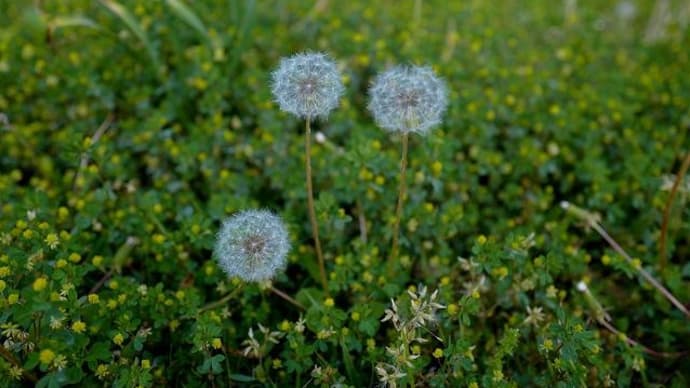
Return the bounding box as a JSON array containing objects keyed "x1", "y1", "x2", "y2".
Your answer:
[{"x1": 1, "y1": 0, "x2": 690, "y2": 386}]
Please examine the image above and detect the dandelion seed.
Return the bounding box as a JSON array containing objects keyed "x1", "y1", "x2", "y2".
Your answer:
[
  {"x1": 271, "y1": 52, "x2": 344, "y2": 120},
  {"x1": 214, "y1": 210, "x2": 290, "y2": 282},
  {"x1": 368, "y1": 65, "x2": 448, "y2": 135}
]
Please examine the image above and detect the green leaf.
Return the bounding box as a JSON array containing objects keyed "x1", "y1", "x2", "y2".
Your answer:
[
  {"x1": 49, "y1": 15, "x2": 101, "y2": 32},
  {"x1": 229, "y1": 374, "x2": 255, "y2": 382},
  {"x1": 340, "y1": 340, "x2": 360, "y2": 386}
]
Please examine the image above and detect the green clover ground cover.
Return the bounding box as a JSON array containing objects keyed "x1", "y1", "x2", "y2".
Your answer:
[{"x1": 1, "y1": 0, "x2": 690, "y2": 386}]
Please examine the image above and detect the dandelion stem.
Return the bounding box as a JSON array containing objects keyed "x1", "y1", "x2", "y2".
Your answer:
[
  {"x1": 305, "y1": 118, "x2": 329, "y2": 295},
  {"x1": 596, "y1": 318, "x2": 685, "y2": 358},
  {"x1": 197, "y1": 286, "x2": 244, "y2": 314},
  {"x1": 390, "y1": 132, "x2": 409, "y2": 264},
  {"x1": 270, "y1": 286, "x2": 305, "y2": 310},
  {"x1": 563, "y1": 202, "x2": 690, "y2": 319},
  {"x1": 356, "y1": 199, "x2": 368, "y2": 243},
  {"x1": 73, "y1": 112, "x2": 114, "y2": 192},
  {"x1": 659, "y1": 152, "x2": 690, "y2": 271},
  {"x1": 578, "y1": 281, "x2": 687, "y2": 358}
]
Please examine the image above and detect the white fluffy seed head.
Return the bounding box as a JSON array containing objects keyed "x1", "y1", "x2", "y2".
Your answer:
[
  {"x1": 271, "y1": 52, "x2": 344, "y2": 120},
  {"x1": 368, "y1": 65, "x2": 448, "y2": 135},
  {"x1": 214, "y1": 210, "x2": 290, "y2": 282}
]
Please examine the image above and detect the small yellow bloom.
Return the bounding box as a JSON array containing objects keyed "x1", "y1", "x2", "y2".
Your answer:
[
  {"x1": 211, "y1": 338, "x2": 222, "y2": 349},
  {"x1": 141, "y1": 359, "x2": 151, "y2": 369},
  {"x1": 113, "y1": 333, "x2": 124, "y2": 346},
  {"x1": 68, "y1": 253, "x2": 81, "y2": 263},
  {"x1": 366, "y1": 338, "x2": 376, "y2": 351},
  {"x1": 0, "y1": 279, "x2": 5, "y2": 292},
  {"x1": 631, "y1": 258, "x2": 642, "y2": 269},
  {"x1": 58, "y1": 207, "x2": 69, "y2": 220},
  {"x1": 95, "y1": 364, "x2": 109, "y2": 379},
  {"x1": 72, "y1": 320, "x2": 87, "y2": 333},
  {"x1": 432, "y1": 348, "x2": 444, "y2": 358},
  {"x1": 477, "y1": 235, "x2": 487, "y2": 245},
  {"x1": 351, "y1": 312, "x2": 360, "y2": 321},
  {"x1": 8, "y1": 293, "x2": 19, "y2": 304},
  {"x1": 92, "y1": 255, "x2": 103, "y2": 267},
  {"x1": 0, "y1": 266, "x2": 10, "y2": 277},
  {"x1": 431, "y1": 161, "x2": 443, "y2": 176},
  {"x1": 324, "y1": 298, "x2": 334, "y2": 307},
  {"x1": 39, "y1": 349, "x2": 56, "y2": 364},
  {"x1": 33, "y1": 277, "x2": 48, "y2": 291},
  {"x1": 272, "y1": 359, "x2": 282, "y2": 369},
  {"x1": 56, "y1": 259, "x2": 67, "y2": 269},
  {"x1": 88, "y1": 294, "x2": 100, "y2": 304}
]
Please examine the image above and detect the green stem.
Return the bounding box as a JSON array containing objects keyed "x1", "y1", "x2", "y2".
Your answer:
[
  {"x1": 659, "y1": 152, "x2": 690, "y2": 271},
  {"x1": 305, "y1": 118, "x2": 329, "y2": 295},
  {"x1": 270, "y1": 286, "x2": 305, "y2": 310},
  {"x1": 197, "y1": 286, "x2": 243, "y2": 315},
  {"x1": 390, "y1": 133, "x2": 409, "y2": 264}
]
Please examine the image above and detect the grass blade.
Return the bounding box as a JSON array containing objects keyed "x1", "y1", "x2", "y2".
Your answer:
[
  {"x1": 49, "y1": 15, "x2": 101, "y2": 31},
  {"x1": 99, "y1": 0, "x2": 159, "y2": 70},
  {"x1": 164, "y1": 0, "x2": 211, "y2": 46}
]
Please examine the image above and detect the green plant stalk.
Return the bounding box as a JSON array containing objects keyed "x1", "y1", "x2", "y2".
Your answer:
[
  {"x1": 659, "y1": 152, "x2": 690, "y2": 271},
  {"x1": 269, "y1": 286, "x2": 305, "y2": 310},
  {"x1": 197, "y1": 286, "x2": 243, "y2": 314},
  {"x1": 563, "y1": 201, "x2": 690, "y2": 319},
  {"x1": 390, "y1": 132, "x2": 409, "y2": 264},
  {"x1": 305, "y1": 118, "x2": 329, "y2": 295},
  {"x1": 403, "y1": 335, "x2": 415, "y2": 388}
]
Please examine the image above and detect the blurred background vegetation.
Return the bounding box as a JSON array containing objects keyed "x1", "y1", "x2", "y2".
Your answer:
[{"x1": 0, "y1": 0, "x2": 689, "y2": 386}]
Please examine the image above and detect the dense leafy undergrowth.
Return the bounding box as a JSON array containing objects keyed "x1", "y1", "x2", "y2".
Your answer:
[{"x1": 1, "y1": 1, "x2": 690, "y2": 386}]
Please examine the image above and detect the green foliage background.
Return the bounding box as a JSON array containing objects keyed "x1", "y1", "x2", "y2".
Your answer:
[{"x1": 1, "y1": 0, "x2": 689, "y2": 386}]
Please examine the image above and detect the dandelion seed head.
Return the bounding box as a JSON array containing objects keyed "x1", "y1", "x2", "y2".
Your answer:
[
  {"x1": 271, "y1": 52, "x2": 344, "y2": 120},
  {"x1": 214, "y1": 210, "x2": 290, "y2": 282},
  {"x1": 368, "y1": 65, "x2": 448, "y2": 135}
]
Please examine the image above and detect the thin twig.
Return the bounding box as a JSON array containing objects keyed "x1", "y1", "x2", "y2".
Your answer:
[
  {"x1": 0, "y1": 345, "x2": 38, "y2": 382},
  {"x1": 597, "y1": 318, "x2": 686, "y2": 358},
  {"x1": 305, "y1": 118, "x2": 329, "y2": 296},
  {"x1": 577, "y1": 281, "x2": 687, "y2": 358},
  {"x1": 563, "y1": 201, "x2": 690, "y2": 319},
  {"x1": 356, "y1": 199, "x2": 368, "y2": 243},
  {"x1": 659, "y1": 153, "x2": 690, "y2": 270},
  {"x1": 88, "y1": 269, "x2": 114, "y2": 294},
  {"x1": 73, "y1": 113, "x2": 114, "y2": 191},
  {"x1": 390, "y1": 133, "x2": 409, "y2": 264}
]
